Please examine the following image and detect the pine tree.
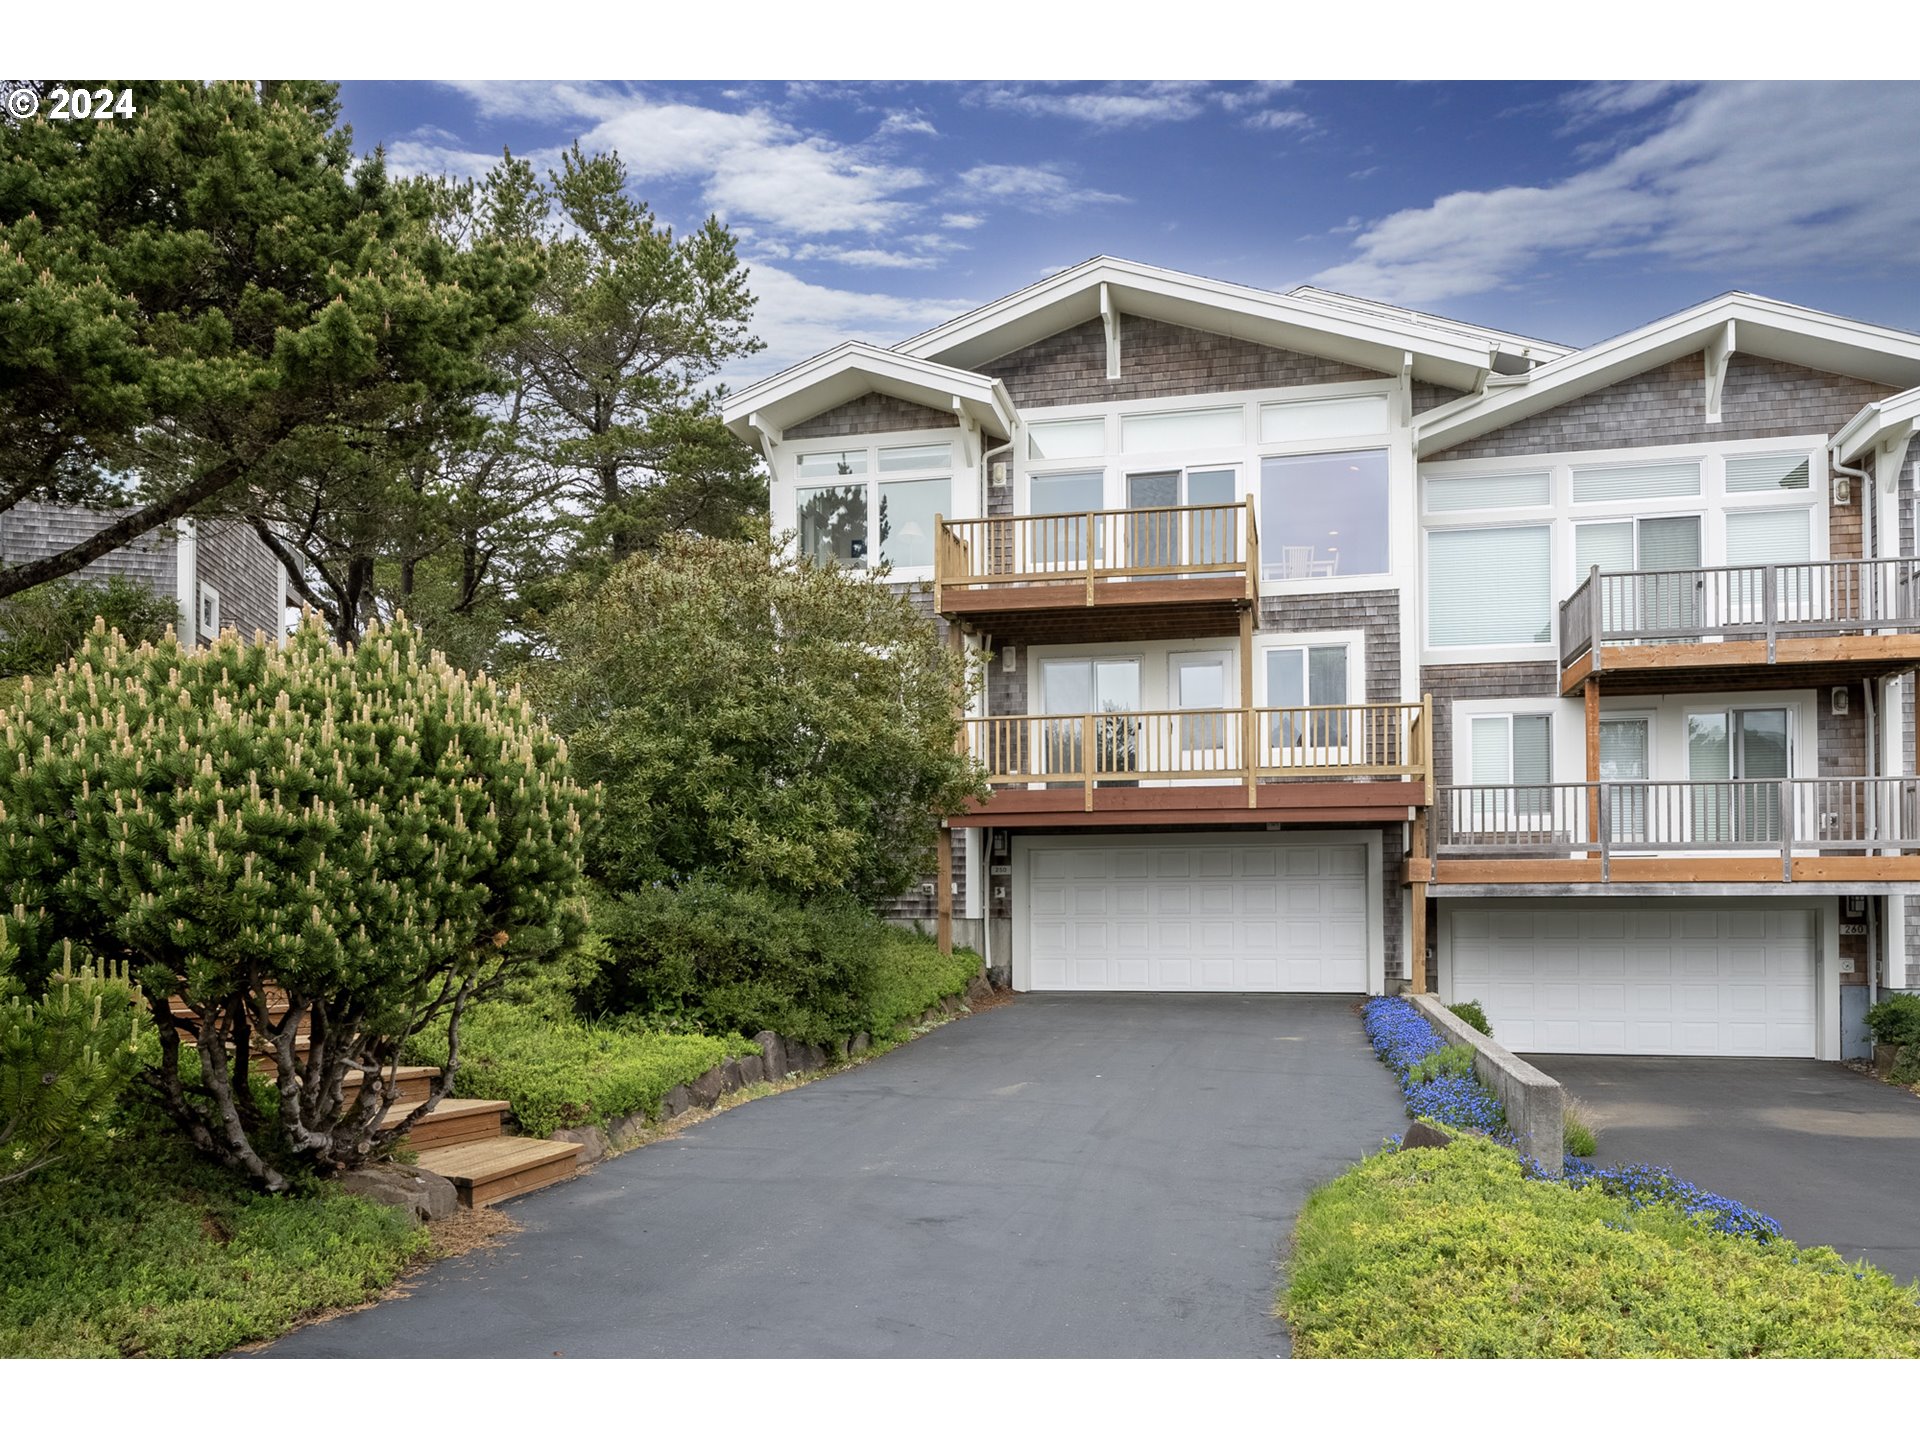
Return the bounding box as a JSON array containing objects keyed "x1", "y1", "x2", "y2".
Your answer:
[{"x1": 0, "y1": 615, "x2": 596, "y2": 1192}]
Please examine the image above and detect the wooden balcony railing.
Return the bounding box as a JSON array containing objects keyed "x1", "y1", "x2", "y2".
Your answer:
[
  {"x1": 963, "y1": 699, "x2": 1429, "y2": 811},
  {"x1": 1423, "y1": 777, "x2": 1920, "y2": 883},
  {"x1": 1559, "y1": 558, "x2": 1920, "y2": 669},
  {"x1": 934, "y1": 499, "x2": 1259, "y2": 609}
]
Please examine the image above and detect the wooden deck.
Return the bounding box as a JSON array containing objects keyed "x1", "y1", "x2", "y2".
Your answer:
[{"x1": 955, "y1": 778, "x2": 1428, "y2": 827}]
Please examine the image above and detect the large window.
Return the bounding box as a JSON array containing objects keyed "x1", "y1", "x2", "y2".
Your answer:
[
  {"x1": 1428, "y1": 526, "x2": 1552, "y2": 646},
  {"x1": 1265, "y1": 643, "x2": 1349, "y2": 747},
  {"x1": 1261, "y1": 449, "x2": 1389, "y2": 579},
  {"x1": 791, "y1": 441, "x2": 949, "y2": 572}
]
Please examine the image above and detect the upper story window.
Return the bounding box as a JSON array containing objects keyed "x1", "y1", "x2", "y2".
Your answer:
[
  {"x1": 1426, "y1": 470, "x2": 1550, "y2": 512},
  {"x1": 1428, "y1": 525, "x2": 1552, "y2": 646},
  {"x1": 1726, "y1": 453, "x2": 1812, "y2": 494},
  {"x1": 1261, "y1": 449, "x2": 1390, "y2": 579},
  {"x1": 1121, "y1": 406, "x2": 1243, "y2": 453},
  {"x1": 1028, "y1": 418, "x2": 1105, "y2": 461},
  {"x1": 792, "y1": 441, "x2": 951, "y2": 572},
  {"x1": 1571, "y1": 459, "x2": 1701, "y2": 504},
  {"x1": 1259, "y1": 394, "x2": 1390, "y2": 445}
]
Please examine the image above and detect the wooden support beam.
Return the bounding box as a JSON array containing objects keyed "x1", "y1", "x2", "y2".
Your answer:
[
  {"x1": 1408, "y1": 820, "x2": 1428, "y2": 995},
  {"x1": 1241, "y1": 607, "x2": 1256, "y2": 809},
  {"x1": 935, "y1": 823, "x2": 953, "y2": 955},
  {"x1": 1584, "y1": 677, "x2": 1600, "y2": 848}
]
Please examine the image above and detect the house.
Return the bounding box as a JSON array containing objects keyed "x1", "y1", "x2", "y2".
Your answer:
[
  {"x1": 723, "y1": 257, "x2": 1920, "y2": 1063},
  {"x1": 0, "y1": 505, "x2": 286, "y2": 646}
]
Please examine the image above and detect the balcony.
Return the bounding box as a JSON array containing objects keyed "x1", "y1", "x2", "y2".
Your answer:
[
  {"x1": 951, "y1": 701, "x2": 1430, "y2": 827},
  {"x1": 934, "y1": 500, "x2": 1259, "y2": 645},
  {"x1": 1558, "y1": 557, "x2": 1920, "y2": 695},
  {"x1": 1417, "y1": 778, "x2": 1920, "y2": 892}
]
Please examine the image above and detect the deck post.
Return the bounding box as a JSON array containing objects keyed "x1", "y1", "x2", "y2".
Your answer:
[
  {"x1": 1584, "y1": 678, "x2": 1600, "y2": 850},
  {"x1": 1408, "y1": 820, "x2": 1428, "y2": 995},
  {"x1": 936, "y1": 821, "x2": 953, "y2": 955},
  {"x1": 1588, "y1": 566, "x2": 1604, "y2": 674},
  {"x1": 1085, "y1": 510, "x2": 1097, "y2": 606},
  {"x1": 933, "y1": 512, "x2": 945, "y2": 613},
  {"x1": 1241, "y1": 607, "x2": 1256, "y2": 808}
]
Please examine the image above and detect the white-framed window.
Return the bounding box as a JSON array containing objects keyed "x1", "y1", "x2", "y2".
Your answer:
[
  {"x1": 1426, "y1": 470, "x2": 1551, "y2": 513},
  {"x1": 790, "y1": 438, "x2": 952, "y2": 574},
  {"x1": 1259, "y1": 394, "x2": 1390, "y2": 445},
  {"x1": 1260, "y1": 448, "x2": 1390, "y2": 579},
  {"x1": 1121, "y1": 406, "x2": 1242, "y2": 453},
  {"x1": 197, "y1": 581, "x2": 220, "y2": 640},
  {"x1": 1571, "y1": 459, "x2": 1702, "y2": 505},
  {"x1": 1427, "y1": 525, "x2": 1553, "y2": 647},
  {"x1": 1469, "y1": 712, "x2": 1553, "y2": 817},
  {"x1": 1027, "y1": 417, "x2": 1105, "y2": 461}
]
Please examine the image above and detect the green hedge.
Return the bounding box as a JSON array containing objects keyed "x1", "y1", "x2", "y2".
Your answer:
[
  {"x1": 1283, "y1": 1136, "x2": 1920, "y2": 1357},
  {"x1": 405, "y1": 1002, "x2": 751, "y2": 1138},
  {"x1": 0, "y1": 1120, "x2": 426, "y2": 1357},
  {"x1": 586, "y1": 883, "x2": 981, "y2": 1045}
]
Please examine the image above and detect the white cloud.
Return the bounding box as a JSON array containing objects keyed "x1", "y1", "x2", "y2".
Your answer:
[
  {"x1": 1243, "y1": 108, "x2": 1314, "y2": 132},
  {"x1": 877, "y1": 109, "x2": 939, "y2": 138},
  {"x1": 972, "y1": 81, "x2": 1212, "y2": 128},
  {"x1": 1216, "y1": 81, "x2": 1296, "y2": 113},
  {"x1": 941, "y1": 212, "x2": 986, "y2": 230},
  {"x1": 959, "y1": 163, "x2": 1128, "y2": 213},
  {"x1": 1557, "y1": 80, "x2": 1691, "y2": 130},
  {"x1": 727, "y1": 263, "x2": 976, "y2": 383},
  {"x1": 436, "y1": 82, "x2": 927, "y2": 236},
  {"x1": 1314, "y1": 82, "x2": 1920, "y2": 306}
]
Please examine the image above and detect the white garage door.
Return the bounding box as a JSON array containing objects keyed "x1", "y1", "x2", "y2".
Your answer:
[
  {"x1": 1448, "y1": 906, "x2": 1816, "y2": 1057},
  {"x1": 1023, "y1": 841, "x2": 1369, "y2": 992}
]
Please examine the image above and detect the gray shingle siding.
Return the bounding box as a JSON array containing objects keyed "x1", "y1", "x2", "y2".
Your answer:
[
  {"x1": 1260, "y1": 589, "x2": 1400, "y2": 702},
  {"x1": 1429, "y1": 353, "x2": 1896, "y2": 462},
  {"x1": 194, "y1": 519, "x2": 281, "y2": 641},
  {"x1": 979, "y1": 314, "x2": 1389, "y2": 411},
  {"x1": 786, "y1": 392, "x2": 959, "y2": 440},
  {"x1": 0, "y1": 500, "x2": 178, "y2": 602},
  {"x1": 1418, "y1": 661, "x2": 1562, "y2": 793}
]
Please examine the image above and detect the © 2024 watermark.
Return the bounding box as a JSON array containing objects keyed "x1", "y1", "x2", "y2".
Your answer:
[{"x1": 6, "y1": 84, "x2": 139, "y2": 121}]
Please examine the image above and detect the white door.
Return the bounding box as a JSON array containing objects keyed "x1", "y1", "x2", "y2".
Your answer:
[
  {"x1": 1446, "y1": 905, "x2": 1816, "y2": 1056},
  {"x1": 1022, "y1": 841, "x2": 1369, "y2": 992}
]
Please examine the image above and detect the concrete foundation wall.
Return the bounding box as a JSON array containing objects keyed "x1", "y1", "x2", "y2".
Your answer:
[{"x1": 1412, "y1": 993, "x2": 1566, "y2": 1177}]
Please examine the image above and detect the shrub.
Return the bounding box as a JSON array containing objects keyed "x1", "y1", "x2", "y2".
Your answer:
[
  {"x1": 1406, "y1": 1042, "x2": 1477, "y2": 1085},
  {"x1": 1447, "y1": 999, "x2": 1494, "y2": 1037},
  {"x1": 1283, "y1": 1136, "x2": 1920, "y2": 1358},
  {"x1": 1864, "y1": 993, "x2": 1920, "y2": 1050},
  {"x1": 524, "y1": 530, "x2": 987, "y2": 904},
  {"x1": 0, "y1": 577, "x2": 179, "y2": 679},
  {"x1": 587, "y1": 882, "x2": 980, "y2": 1046},
  {"x1": 2, "y1": 925, "x2": 142, "y2": 1184},
  {"x1": 1563, "y1": 1159, "x2": 1783, "y2": 1243},
  {"x1": 0, "y1": 616, "x2": 595, "y2": 1192},
  {"x1": 405, "y1": 1000, "x2": 746, "y2": 1137}
]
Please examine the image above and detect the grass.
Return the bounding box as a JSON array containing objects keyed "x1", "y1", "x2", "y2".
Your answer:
[
  {"x1": 1282, "y1": 1135, "x2": 1920, "y2": 1358},
  {"x1": 0, "y1": 1118, "x2": 428, "y2": 1358},
  {"x1": 1564, "y1": 1097, "x2": 1600, "y2": 1158},
  {"x1": 405, "y1": 1002, "x2": 755, "y2": 1138}
]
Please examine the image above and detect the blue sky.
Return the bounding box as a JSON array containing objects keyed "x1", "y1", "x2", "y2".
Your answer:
[{"x1": 338, "y1": 80, "x2": 1920, "y2": 382}]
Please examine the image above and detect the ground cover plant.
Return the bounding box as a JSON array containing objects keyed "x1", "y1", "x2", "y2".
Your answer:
[
  {"x1": 0, "y1": 1096, "x2": 427, "y2": 1357},
  {"x1": 1866, "y1": 993, "x2": 1920, "y2": 1085},
  {"x1": 1282, "y1": 1136, "x2": 1920, "y2": 1358}
]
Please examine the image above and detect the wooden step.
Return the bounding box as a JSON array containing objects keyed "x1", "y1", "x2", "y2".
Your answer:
[
  {"x1": 416, "y1": 1135, "x2": 583, "y2": 1207},
  {"x1": 379, "y1": 1096, "x2": 508, "y2": 1152}
]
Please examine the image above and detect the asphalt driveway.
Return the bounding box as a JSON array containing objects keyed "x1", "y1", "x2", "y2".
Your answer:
[
  {"x1": 1535, "y1": 1055, "x2": 1920, "y2": 1284},
  {"x1": 268, "y1": 993, "x2": 1405, "y2": 1358}
]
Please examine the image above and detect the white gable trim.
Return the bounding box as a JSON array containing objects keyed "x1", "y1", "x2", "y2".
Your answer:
[
  {"x1": 722, "y1": 342, "x2": 1016, "y2": 447},
  {"x1": 1417, "y1": 293, "x2": 1920, "y2": 458},
  {"x1": 894, "y1": 256, "x2": 1498, "y2": 391}
]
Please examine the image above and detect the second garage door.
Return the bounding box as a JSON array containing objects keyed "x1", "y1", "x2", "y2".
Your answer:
[
  {"x1": 1022, "y1": 840, "x2": 1369, "y2": 992},
  {"x1": 1445, "y1": 905, "x2": 1817, "y2": 1057}
]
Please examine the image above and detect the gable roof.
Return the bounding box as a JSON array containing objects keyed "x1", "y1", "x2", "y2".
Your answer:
[
  {"x1": 1286, "y1": 286, "x2": 1573, "y2": 368},
  {"x1": 893, "y1": 256, "x2": 1504, "y2": 392},
  {"x1": 721, "y1": 342, "x2": 1015, "y2": 448},
  {"x1": 1833, "y1": 385, "x2": 1920, "y2": 470},
  {"x1": 1416, "y1": 292, "x2": 1920, "y2": 457}
]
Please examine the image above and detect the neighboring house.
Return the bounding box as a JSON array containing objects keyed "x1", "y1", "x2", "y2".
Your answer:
[
  {"x1": 0, "y1": 504, "x2": 287, "y2": 645},
  {"x1": 724, "y1": 257, "x2": 1920, "y2": 1062}
]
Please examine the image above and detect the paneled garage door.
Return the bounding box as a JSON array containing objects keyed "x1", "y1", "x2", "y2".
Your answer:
[
  {"x1": 1022, "y1": 841, "x2": 1369, "y2": 992},
  {"x1": 1446, "y1": 906, "x2": 1816, "y2": 1057}
]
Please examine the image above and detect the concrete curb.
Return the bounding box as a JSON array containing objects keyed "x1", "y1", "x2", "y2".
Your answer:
[{"x1": 1411, "y1": 995, "x2": 1565, "y2": 1178}]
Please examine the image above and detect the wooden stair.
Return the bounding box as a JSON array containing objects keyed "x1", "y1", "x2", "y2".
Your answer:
[
  {"x1": 167, "y1": 990, "x2": 580, "y2": 1208},
  {"x1": 410, "y1": 1135, "x2": 585, "y2": 1207}
]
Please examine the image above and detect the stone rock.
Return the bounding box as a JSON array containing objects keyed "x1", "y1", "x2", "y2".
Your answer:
[
  {"x1": 341, "y1": 1162, "x2": 458, "y2": 1224},
  {"x1": 755, "y1": 1030, "x2": 788, "y2": 1079},
  {"x1": 1874, "y1": 1044, "x2": 1907, "y2": 1082},
  {"x1": 964, "y1": 974, "x2": 993, "y2": 1007},
  {"x1": 736, "y1": 1052, "x2": 766, "y2": 1086},
  {"x1": 920, "y1": 1008, "x2": 941, "y2": 1027},
  {"x1": 550, "y1": 1124, "x2": 607, "y2": 1165},
  {"x1": 849, "y1": 1032, "x2": 870, "y2": 1057},
  {"x1": 787, "y1": 1040, "x2": 826, "y2": 1074},
  {"x1": 660, "y1": 1084, "x2": 692, "y2": 1119},
  {"x1": 1401, "y1": 1120, "x2": 1454, "y2": 1151},
  {"x1": 688, "y1": 1066, "x2": 726, "y2": 1108},
  {"x1": 939, "y1": 994, "x2": 962, "y2": 1016},
  {"x1": 608, "y1": 1113, "x2": 649, "y2": 1149},
  {"x1": 720, "y1": 1058, "x2": 747, "y2": 1094},
  {"x1": 985, "y1": 965, "x2": 1011, "y2": 991}
]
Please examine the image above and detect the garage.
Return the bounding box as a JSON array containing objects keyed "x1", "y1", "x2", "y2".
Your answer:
[
  {"x1": 1015, "y1": 835, "x2": 1376, "y2": 992},
  {"x1": 1441, "y1": 903, "x2": 1821, "y2": 1057}
]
